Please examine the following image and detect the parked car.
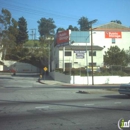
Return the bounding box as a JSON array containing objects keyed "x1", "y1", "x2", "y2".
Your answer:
[{"x1": 118, "y1": 84, "x2": 130, "y2": 97}]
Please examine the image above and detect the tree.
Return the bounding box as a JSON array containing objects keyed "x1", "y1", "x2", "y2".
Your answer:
[
  {"x1": 37, "y1": 17, "x2": 56, "y2": 68},
  {"x1": 0, "y1": 9, "x2": 12, "y2": 47},
  {"x1": 8, "y1": 18, "x2": 18, "y2": 45},
  {"x1": 37, "y1": 18, "x2": 56, "y2": 38},
  {"x1": 111, "y1": 20, "x2": 122, "y2": 24},
  {"x1": 125, "y1": 50, "x2": 130, "y2": 65},
  {"x1": 0, "y1": 9, "x2": 18, "y2": 60},
  {"x1": 0, "y1": 8, "x2": 11, "y2": 30},
  {"x1": 78, "y1": 16, "x2": 90, "y2": 31},
  {"x1": 67, "y1": 25, "x2": 79, "y2": 31},
  {"x1": 16, "y1": 17, "x2": 28, "y2": 45},
  {"x1": 56, "y1": 27, "x2": 65, "y2": 33},
  {"x1": 104, "y1": 46, "x2": 127, "y2": 66}
]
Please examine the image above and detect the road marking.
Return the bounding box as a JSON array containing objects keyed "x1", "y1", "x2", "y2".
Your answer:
[
  {"x1": 84, "y1": 104, "x2": 94, "y2": 106},
  {"x1": 114, "y1": 102, "x2": 121, "y2": 104},
  {"x1": 35, "y1": 106, "x2": 49, "y2": 109}
]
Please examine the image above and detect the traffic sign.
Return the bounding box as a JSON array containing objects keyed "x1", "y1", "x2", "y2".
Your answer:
[{"x1": 43, "y1": 67, "x2": 48, "y2": 71}]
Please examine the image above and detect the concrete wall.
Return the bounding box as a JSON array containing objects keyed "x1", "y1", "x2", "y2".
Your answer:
[
  {"x1": 50, "y1": 71, "x2": 71, "y2": 83},
  {"x1": 49, "y1": 71, "x2": 130, "y2": 84},
  {"x1": 1, "y1": 61, "x2": 40, "y2": 73},
  {"x1": 11, "y1": 62, "x2": 40, "y2": 73},
  {"x1": 71, "y1": 76, "x2": 130, "y2": 84}
]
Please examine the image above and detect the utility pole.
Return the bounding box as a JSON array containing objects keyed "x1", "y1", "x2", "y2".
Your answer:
[
  {"x1": 89, "y1": 19, "x2": 97, "y2": 85},
  {"x1": 30, "y1": 29, "x2": 36, "y2": 40}
]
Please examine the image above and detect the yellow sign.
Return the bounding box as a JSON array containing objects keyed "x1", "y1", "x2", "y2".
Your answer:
[{"x1": 43, "y1": 67, "x2": 48, "y2": 71}]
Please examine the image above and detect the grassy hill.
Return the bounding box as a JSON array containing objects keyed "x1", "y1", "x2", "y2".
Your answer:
[{"x1": 24, "y1": 40, "x2": 40, "y2": 47}]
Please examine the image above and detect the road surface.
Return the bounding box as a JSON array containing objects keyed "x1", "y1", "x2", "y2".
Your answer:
[{"x1": 0, "y1": 75, "x2": 130, "y2": 130}]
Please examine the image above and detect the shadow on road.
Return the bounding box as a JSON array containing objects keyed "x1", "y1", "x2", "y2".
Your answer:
[
  {"x1": 0, "y1": 77, "x2": 13, "y2": 79},
  {"x1": 102, "y1": 94, "x2": 130, "y2": 99}
]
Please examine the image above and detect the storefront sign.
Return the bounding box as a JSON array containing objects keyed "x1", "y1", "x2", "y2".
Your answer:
[{"x1": 105, "y1": 31, "x2": 122, "y2": 38}]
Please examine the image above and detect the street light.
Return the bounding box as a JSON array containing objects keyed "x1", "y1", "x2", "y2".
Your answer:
[{"x1": 89, "y1": 19, "x2": 98, "y2": 85}]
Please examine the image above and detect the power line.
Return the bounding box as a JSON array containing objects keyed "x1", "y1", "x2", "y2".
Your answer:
[{"x1": 0, "y1": 1, "x2": 80, "y2": 21}]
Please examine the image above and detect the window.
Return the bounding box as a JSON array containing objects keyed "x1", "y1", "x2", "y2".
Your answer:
[
  {"x1": 89, "y1": 51, "x2": 96, "y2": 56},
  {"x1": 65, "y1": 51, "x2": 71, "y2": 56},
  {"x1": 112, "y1": 38, "x2": 116, "y2": 44},
  {"x1": 89, "y1": 62, "x2": 97, "y2": 67}
]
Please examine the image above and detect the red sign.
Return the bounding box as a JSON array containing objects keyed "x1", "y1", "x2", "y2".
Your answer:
[
  {"x1": 105, "y1": 31, "x2": 122, "y2": 38},
  {"x1": 56, "y1": 30, "x2": 69, "y2": 45}
]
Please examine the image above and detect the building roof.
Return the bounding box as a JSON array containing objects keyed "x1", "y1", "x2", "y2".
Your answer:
[
  {"x1": 59, "y1": 45, "x2": 103, "y2": 51},
  {"x1": 94, "y1": 22, "x2": 130, "y2": 31}
]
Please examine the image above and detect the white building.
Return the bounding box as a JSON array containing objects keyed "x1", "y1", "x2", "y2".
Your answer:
[
  {"x1": 50, "y1": 30, "x2": 104, "y2": 71},
  {"x1": 93, "y1": 22, "x2": 130, "y2": 53},
  {"x1": 50, "y1": 22, "x2": 130, "y2": 71},
  {"x1": 51, "y1": 45, "x2": 103, "y2": 71}
]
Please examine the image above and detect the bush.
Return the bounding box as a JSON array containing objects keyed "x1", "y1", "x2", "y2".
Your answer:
[{"x1": 54, "y1": 68, "x2": 129, "y2": 76}]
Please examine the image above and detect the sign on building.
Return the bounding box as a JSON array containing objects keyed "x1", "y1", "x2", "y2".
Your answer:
[
  {"x1": 74, "y1": 50, "x2": 86, "y2": 59},
  {"x1": 105, "y1": 31, "x2": 122, "y2": 38},
  {"x1": 56, "y1": 30, "x2": 70, "y2": 47}
]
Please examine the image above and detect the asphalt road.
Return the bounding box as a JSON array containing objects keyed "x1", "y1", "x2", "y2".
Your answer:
[{"x1": 0, "y1": 75, "x2": 130, "y2": 130}]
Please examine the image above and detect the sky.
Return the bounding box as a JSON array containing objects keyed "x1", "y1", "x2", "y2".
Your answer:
[{"x1": 0, "y1": 0, "x2": 130, "y2": 39}]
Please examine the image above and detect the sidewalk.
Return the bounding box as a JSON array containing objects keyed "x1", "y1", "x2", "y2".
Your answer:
[{"x1": 39, "y1": 79, "x2": 120, "y2": 94}]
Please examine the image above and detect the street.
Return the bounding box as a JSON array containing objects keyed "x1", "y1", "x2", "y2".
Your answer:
[{"x1": 0, "y1": 75, "x2": 130, "y2": 130}]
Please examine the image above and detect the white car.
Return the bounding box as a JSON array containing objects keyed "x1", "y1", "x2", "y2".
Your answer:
[{"x1": 118, "y1": 84, "x2": 130, "y2": 97}]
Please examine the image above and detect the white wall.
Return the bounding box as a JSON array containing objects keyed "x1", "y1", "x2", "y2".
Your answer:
[
  {"x1": 71, "y1": 76, "x2": 130, "y2": 84},
  {"x1": 49, "y1": 71, "x2": 130, "y2": 84},
  {"x1": 93, "y1": 31, "x2": 130, "y2": 53}
]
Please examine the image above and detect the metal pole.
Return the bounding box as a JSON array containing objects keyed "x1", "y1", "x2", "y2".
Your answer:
[
  {"x1": 91, "y1": 25, "x2": 94, "y2": 85},
  {"x1": 63, "y1": 47, "x2": 65, "y2": 72},
  {"x1": 69, "y1": 58, "x2": 71, "y2": 82},
  {"x1": 86, "y1": 43, "x2": 89, "y2": 85},
  {"x1": 89, "y1": 19, "x2": 97, "y2": 85},
  {"x1": 48, "y1": 43, "x2": 50, "y2": 73},
  {"x1": 73, "y1": 50, "x2": 74, "y2": 84}
]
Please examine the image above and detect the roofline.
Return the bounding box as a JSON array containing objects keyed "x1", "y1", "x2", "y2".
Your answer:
[
  {"x1": 93, "y1": 28, "x2": 130, "y2": 31},
  {"x1": 93, "y1": 22, "x2": 130, "y2": 31},
  {"x1": 58, "y1": 45, "x2": 103, "y2": 50}
]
